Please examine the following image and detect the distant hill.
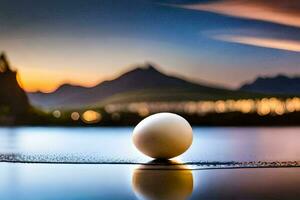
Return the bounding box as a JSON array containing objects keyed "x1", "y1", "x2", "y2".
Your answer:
[
  {"x1": 240, "y1": 75, "x2": 300, "y2": 95},
  {"x1": 28, "y1": 63, "x2": 259, "y2": 109},
  {"x1": 0, "y1": 53, "x2": 30, "y2": 123}
]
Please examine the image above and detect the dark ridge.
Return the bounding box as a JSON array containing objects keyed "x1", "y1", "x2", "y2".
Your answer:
[
  {"x1": 240, "y1": 74, "x2": 300, "y2": 95},
  {"x1": 28, "y1": 62, "x2": 231, "y2": 108},
  {"x1": 0, "y1": 52, "x2": 30, "y2": 124}
]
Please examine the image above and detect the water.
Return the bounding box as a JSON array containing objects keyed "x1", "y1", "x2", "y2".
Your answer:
[
  {"x1": 0, "y1": 127, "x2": 299, "y2": 199},
  {"x1": 0, "y1": 127, "x2": 299, "y2": 164}
]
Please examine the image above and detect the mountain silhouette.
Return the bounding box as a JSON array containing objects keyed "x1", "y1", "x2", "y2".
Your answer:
[
  {"x1": 29, "y1": 63, "x2": 251, "y2": 108},
  {"x1": 0, "y1": 53, "x2": 30, "y2": 123},
  {"x1": 240, "y1": 74, "x2": 300, "y2": 95}
]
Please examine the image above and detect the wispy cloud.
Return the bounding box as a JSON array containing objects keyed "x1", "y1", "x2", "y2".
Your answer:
[
  {"x1": 214, "y1": 35, "x2": 300, "y2": 52},
  {"x1": 178, "y1": 0, "x2": 300, "y2": 28}
]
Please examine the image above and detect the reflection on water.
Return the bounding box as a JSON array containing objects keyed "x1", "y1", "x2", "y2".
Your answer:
[
  {"x1": 191, "y1": 168, "x2": 300, "y2": 199},
  {"x1": 0, "y1": 127, "x2": 299, "y2": 200},
  {"x1": 0, "y1": 127, "x2": 299, "y2": 164},
  {"x1": 132, "y1": 160, "x2": 193, "y2": 200},
  {"x1": 0, "y1": 163, "x2": 299, "y2": 199}
]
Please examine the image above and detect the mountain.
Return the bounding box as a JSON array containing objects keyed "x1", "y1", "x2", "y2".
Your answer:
[
  {"x1": 0, "y1": 53, "x2": 30, "y2": 123},
  {"x1": 240, "y1": 74, "x2": 300, "y2": 95},
  {"x1": 28, "y1": 63, "x2": 257, "y2": 109}
]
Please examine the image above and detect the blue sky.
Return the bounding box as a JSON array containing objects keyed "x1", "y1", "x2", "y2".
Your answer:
[{"x1": 1, "y1": 0, "x2": 300, "y2": 92}]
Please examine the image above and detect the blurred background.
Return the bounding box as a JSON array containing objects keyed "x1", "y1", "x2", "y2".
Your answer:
[{"x1": 1, "y1": 0, "x2": 300, "y2": 126}]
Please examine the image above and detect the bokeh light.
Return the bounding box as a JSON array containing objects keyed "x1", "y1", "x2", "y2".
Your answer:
[
  {"x1": 99, "y1": 97, "x2": 300, "y2": 117},
  {"x1": 52, "y1": 110, "x2": 61, "y2": 118},
  {"x1": 81, "y1": 110, "x2": 101, "y2": 124},
  {"x1": 71, "y1": 112, "x2": 80, "y2": 121}
]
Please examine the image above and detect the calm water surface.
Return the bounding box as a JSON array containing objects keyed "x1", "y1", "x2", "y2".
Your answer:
[
  {"x1": 0, "y1": 127, "x2": 299, "y2": 199},
  {"x1": 0, "y1": 127, "x2": 299, "y2": 163}
]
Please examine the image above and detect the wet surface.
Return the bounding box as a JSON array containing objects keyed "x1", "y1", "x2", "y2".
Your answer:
[
  {"x1": 0, "y1": 127, "x2": 299, "y2": 168},
  {"x1": 0, "y1": 163, "x2": 300, "y2": 200},
  {"x1": 0, "y1": 153, "x2": 299, "y2": 170},
  {"x1": 0, "y1": 127, "x2": 300, "y2": 199}
]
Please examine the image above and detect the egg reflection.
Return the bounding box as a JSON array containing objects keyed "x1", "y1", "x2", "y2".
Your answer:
[{"x1": 132, "y1": 160, "x2": 193, "y2": 200}]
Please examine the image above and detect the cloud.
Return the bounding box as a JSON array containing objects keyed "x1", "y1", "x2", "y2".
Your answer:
[
  {"x1": 213, "y1": 35, "x2": 300, "y2": 52},
  {"x1": 178, "y1": 0, "x2": 300, "y2": 28}
]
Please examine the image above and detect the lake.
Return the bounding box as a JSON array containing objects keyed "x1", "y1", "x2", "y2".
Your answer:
[{"x1": 0, "y1": 127, "x2": 299, "y2": 199}]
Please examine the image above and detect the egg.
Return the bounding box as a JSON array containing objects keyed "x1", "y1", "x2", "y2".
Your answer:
[{"x1": 132, "y1": 113, "x2": 193, "y2": 159}]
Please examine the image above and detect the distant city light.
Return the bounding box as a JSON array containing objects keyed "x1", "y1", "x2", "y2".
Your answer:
[
  {"x1": 52, "y1": 110, "x2": 61, "y2": 118},
  {"x1": 111, "y1": 112, "x2": 121, "y2": 121},
  {"x1": 102, "y1": 97, "x2": 300, "y2": 116},
  {"x1": 81, "y1": 110, "x2": 101, "y2": 124},
  {"x1": 71, "y1": 112, "x2": 80, "y2": 121},
  {"x1": 215, "y1": 100, "x2": 226, "y2": 113}
]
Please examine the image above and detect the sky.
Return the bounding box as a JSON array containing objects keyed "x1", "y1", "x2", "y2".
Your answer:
[{"x1": 1, "y1": 0, "x2": 300, "y2": 92}]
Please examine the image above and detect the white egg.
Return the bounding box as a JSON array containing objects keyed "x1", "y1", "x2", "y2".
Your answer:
[{"x1": 132, "y1": 113, "x2": 193, "y2": 159}]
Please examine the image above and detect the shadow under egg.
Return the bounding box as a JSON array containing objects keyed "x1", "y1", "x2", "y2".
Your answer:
[{"x1": 132, "y1": 160, "x2": 194, "y2": 200}]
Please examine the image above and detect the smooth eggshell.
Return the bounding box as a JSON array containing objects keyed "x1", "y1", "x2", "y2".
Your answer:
[{"x1": 132, "y1": 113, "x2": 193, "y2": 159}]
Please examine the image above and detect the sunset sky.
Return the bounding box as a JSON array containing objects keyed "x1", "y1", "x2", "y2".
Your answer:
[{"x1": 1, "y1": 0, "x2": 300, "y2": 92}]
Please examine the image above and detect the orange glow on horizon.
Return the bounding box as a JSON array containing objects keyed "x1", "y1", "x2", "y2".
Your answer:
[
  {"x1": 22, "y1": 81, "x2": 97, "y2": 93},
  {"x1": 17, "y1": 68, "x2": 103, "y2": 93}
]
